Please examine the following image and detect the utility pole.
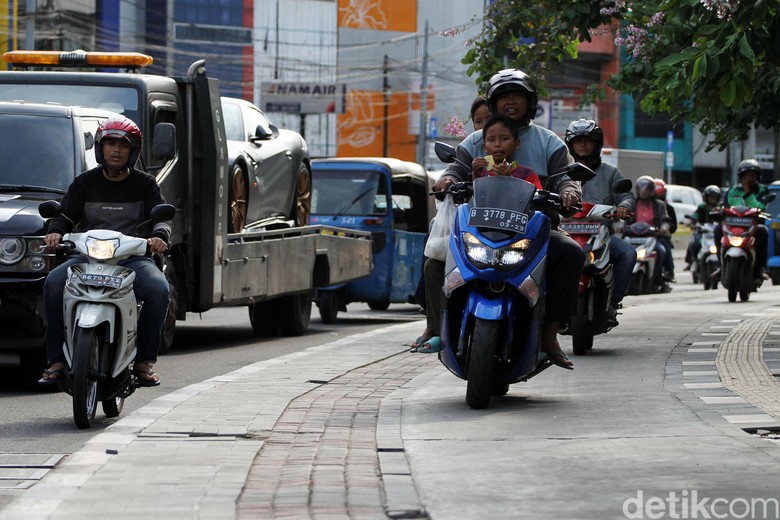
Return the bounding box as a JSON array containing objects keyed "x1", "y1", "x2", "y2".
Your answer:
[
  {"x1": 416, "y1": 21, "x2": 429, "y2": 166},
  {"x1": 383, "y1": 54, "x2": 390, "y2": 157}
]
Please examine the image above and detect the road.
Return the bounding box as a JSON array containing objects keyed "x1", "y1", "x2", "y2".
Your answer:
[{"x1": 4, "y1": 258, "x2": 780, "y2": 518}]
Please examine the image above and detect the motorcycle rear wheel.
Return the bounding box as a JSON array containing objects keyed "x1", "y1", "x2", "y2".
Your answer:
[
  {"x1": 466, "y1": 318, "x2": 497, "y2": 410},
  {"x1": 102, "y1": 397, "x2": 125, "y2": 418},
  {"x1": 571, "y1": 294, "x2": 593, "y2": 356},
  {"x1": 72, "y1": 327, "x2": 100, "y2": 429}
]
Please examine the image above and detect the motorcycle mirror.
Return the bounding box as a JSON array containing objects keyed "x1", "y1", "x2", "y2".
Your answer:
[
  {"x1": 434, "y1": 141, "x2": 457, "y2": 164},
  {"x1": 38, "y1": 200, "x2": 61, "y2": 219},
  {"x1": 553, "y1": 162, "x2": 596, "y2": 183},
  {"x1": 150, "y1": 203, "x2": 176, "y2": 223},
  {"x1": 612, "y1": 178, "x2": 633, "y2": 194}
]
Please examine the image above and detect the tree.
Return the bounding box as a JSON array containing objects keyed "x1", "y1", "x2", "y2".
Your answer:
[{"x1": 462, "y1": 0, "x2": 780, "y2": 150}]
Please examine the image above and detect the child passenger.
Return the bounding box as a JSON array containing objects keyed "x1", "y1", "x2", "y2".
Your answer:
[{"x1": 471, "y1": 114, "x2": 542, "y2": 188}]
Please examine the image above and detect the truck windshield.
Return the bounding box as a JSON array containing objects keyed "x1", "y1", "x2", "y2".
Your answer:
[
  {"x1": 311, "y1": 170, "x2": 388, "y2": 216},
  {"x1": 0, "y1": 114, "x2": 76, "y2": 192},
  {"x1": 0, "y1": 84, "x2": 139, "y2": 125}
]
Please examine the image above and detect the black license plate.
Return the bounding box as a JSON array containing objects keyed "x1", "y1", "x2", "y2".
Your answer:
[
  {"x1": 80, "y1": 273, "x2": 122, "y2": 288},
  {"x1": 725, "y1": 217, "x2": 753, "y2": 227},
  {"x1": 469, "y1": 207, "x2": 528, "y2": 233}
]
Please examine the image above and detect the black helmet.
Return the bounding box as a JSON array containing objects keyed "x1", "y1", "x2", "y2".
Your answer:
[
  {"x1": 564, "y1": 119, "x2": 604, "y2": 163},
  {"x1": 485, "y1": 69, "x2": 538, "y2": 122},
  {"x1": 95, "y1": 115, "x2": 143, "y2": 167},
  {"x1": 703, "y1": 185, "x2": 721, "y2": 205},
  {"x1": 737, "y1": 158, "x2": 761, "y2": 177}
]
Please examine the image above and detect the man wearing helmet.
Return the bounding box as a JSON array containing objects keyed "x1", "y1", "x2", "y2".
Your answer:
[
  {"x1": 712, "y1": 159, "x2": 771, "y2": 282},
  {"x1": 653, "y1": 178, "x2": 677, "y2": 282},
  {"x1": 431, "y1": 68, "x2": 583, "y2": 369},
  {"x1": 684, "y1": 185, "x2": 722, "y2": 271},
  {"x1": 564, "y1": 119, "x2": 636, "y2": 325},
  {"x1": 38, "y1": 115, "x2": 171, "y2": 387}
]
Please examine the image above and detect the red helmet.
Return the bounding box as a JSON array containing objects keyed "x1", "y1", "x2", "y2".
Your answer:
[
  {"x1": 95, "y1": 115, "x2": 143, "y2": 167},
  {"x1": 653, "y1": 178, "x2": 667, "y2": 199}
]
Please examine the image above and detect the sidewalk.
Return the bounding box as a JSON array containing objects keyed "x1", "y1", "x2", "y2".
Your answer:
[{"x1": 3, "y1": 289, "x2": 780, "y2": 519}]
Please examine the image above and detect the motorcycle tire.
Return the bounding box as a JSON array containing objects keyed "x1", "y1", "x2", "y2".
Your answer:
[
  {"x1": 72, "y1": 327, "x2": 100, "y2": 429},
  {"x1": 466, "y1": 318, "x2": 497, "y2": 410},
  {"x1": 102, "y1": 396, "x2": 125, "y2": 418},
  {"x1": 726, "y1": 260, "x2": 739, "y2": 303},
  {"x1": 571, "y1": 294, "x2": 593, "y2": 356},
  {"x1": 701, "y1": 262, "x2": 712, "y2": 290}
]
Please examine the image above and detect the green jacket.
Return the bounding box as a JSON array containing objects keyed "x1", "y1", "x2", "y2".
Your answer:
[{"x1": 723, "y1": 184, "x2": 771, "y2": 211}]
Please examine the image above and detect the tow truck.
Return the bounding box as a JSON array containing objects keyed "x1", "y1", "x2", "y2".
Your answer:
[{"x1": 0, "y1": 50, "x2": 371, "y2": 374}]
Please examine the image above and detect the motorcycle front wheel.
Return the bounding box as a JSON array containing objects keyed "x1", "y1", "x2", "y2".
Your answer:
[
  {"x1": 571, "y1": 293, "x2": 593, "y2": 356},
  {"x1": 102, "y1": 396, "x2": 125, "y2": 417},
  {"x1": 72, "y1": 327, "x2": 100, "y2": 429},
  {"x1": 726, "y1": 259, "x2": 740, "y2": 302},
  {"x1": 466, "y1": 318, "x2": 498, "y2": 410}
]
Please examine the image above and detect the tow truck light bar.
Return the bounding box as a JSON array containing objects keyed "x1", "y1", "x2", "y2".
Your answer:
[{"x1": 3, "y1": 50, "x2": 153, "y2": 69}]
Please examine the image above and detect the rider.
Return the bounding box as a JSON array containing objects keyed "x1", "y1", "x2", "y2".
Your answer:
[
  {"x1": 564, "y1": 118, "x2": 636, "y2": 325},
  {"x1": 713, "y1": 159, "x2": 771, "y2": 283},
  {"x1": 653, "y1": 178, "x2": 677, "y2": 283},
  {"x1": 626, "y1": 175, "x2": 671, "y2": 292},
  {"x1": 38, "y1": 115, "x2": 171, "y2": 387},
  {"x1": 684, "y1": 185, "x2": 721, "y2": 271},
  {"x1": 430, "y1": 68, "x2": 583, "y2": 369}
]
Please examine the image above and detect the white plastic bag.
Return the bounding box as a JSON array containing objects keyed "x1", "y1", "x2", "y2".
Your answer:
[{"x1": 424, "y1": 197, "x2": 456, "y2": 261}]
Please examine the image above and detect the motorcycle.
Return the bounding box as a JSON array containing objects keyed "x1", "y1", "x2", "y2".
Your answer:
[
  {"x1": 690, "y1": 222, "x2": 719, "y2": 290},
  {"x1": 623, "y1": 222, "x2": 669, "y2": 295},
  {"x1": 715, "y1": 205, "x2": 770, "y2": 302},
  {"x1": 560, "y1": 178, "x2": 632, "y2": 355},
  {"x1": 39, "y1": 200, "x2": 175, "y2": 429},
  {"x1": 433, "y1": 142, "x2": 595, "y2": 409}
]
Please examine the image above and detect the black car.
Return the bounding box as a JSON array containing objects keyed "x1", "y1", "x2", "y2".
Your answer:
[
  {"x1": 220, "y1": 97, "x2": 311, "y2": 232},
  {"x1": 0, "y1": 101, "x2": 114, "y2": 379}
]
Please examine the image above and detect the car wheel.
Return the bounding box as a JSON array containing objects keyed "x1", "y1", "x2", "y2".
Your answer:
[
  {"x1": 229, "y1": 163, "x2": 248, "y2": 233},
  {"x1": 294, "y1": 163, "x2": 311, "y2": 226}
]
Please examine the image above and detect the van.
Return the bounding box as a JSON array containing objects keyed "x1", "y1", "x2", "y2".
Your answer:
[{"x1": 665, "y1": 184, "x2": 703, "y2": 225}]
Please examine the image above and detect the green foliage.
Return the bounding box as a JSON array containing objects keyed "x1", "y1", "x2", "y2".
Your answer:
[{"x1": 464, "y1": 0, "x2": 780, "y2": 150}]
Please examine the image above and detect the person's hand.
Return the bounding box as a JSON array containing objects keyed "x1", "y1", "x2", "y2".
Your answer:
[
  {"x1": 615, "y1": 206, "x2": 630, "y2": 220},
  {"x1": 147, "y1": 237, "x2": 168, "y2": 254},
  {"x1": 492, "y1": 161, "x2": 512, "y2": 176},
  {"x1": 434, "y1": 176, "x2": 456, "y2": 192},
  {"x1": 659, "y1": 223, "x2": 671, "y2": 237},
  {"x1": 471, "y1": 157, "x2": 487, "y2": 177},
  {"x1": 44, "y1": 233, "x2": 62, "y2": 248},
  {"x1": 559, "y1": 189, "x2": 579, "y2": 210}
]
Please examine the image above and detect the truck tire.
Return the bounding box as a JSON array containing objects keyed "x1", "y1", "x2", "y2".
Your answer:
[
  {"x1": 248, "y1": 301, "x2": 280, "y2": 336},
  {"x1": 158, "y1": 261, "x2": 178, "y2": 355},
  {"x1": 294, "y1": 163, "x2": 311, "y2": 227},
  {"x1": 72, "y1": 327, "x2": 99, "y2": 429},
  {"x1": 368, "y1": 299, "x2": 390, "y2": 311},
  {"x1": 466, "y1": 318, "x2": 497, "y2": 410},
  {"x1": 318, "y1": 290, "x2": 339, "y2": 324},
  {"x1": 229, "y1": 162, "x2": 248, "y2": 233},
  {"x1": 279, "y1": 292, "x2": 312, "y2": 336}
]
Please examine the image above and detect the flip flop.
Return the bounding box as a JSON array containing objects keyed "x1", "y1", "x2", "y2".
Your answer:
[
  {"x1": 415, "y1": 337, "x2": 443, "y2": 354},
  {"x1": 408, "y1": 334, "x2": 434, "y2": 352},
  {"x1": 542, "y1": 348, "x2": 574, "y2": 370},
  {"x1": 133, "y1": 364, "x2": 161, "y2": 387},
  {"x1": 37, "y1": 368, "x2": 65, "y2": 386}
]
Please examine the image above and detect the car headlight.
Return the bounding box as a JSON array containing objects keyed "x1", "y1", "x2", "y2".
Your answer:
[
  {"x1": 462, "y1": 232, "x2": 530, "y2": 271},
  {"x1": 0, "y1": 238, "x2": 26, "y2": 265}
]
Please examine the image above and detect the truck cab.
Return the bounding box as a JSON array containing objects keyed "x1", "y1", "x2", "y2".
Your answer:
[{"x1": 0, "y1": 101, "x2": 115, "y2": 377}]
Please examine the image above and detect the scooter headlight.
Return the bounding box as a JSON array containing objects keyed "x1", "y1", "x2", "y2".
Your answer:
[
  {"x1": 635, "y1": 247, "x2": 647, "y2": 261},
  {"x1": 727, "y1": 236, "x2": 744, "y2": 247},
  {"x1": 708, "y1": 244, "x2": 718, "y2": 254},
  {"x1": 461, "y1": 232, "x2": 530, "y2": 271},
  {"x1": 86, "y1": 237, "x2": 119, "y2": 260}
]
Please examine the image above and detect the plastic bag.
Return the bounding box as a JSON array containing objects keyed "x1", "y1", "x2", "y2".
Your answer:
[{"x1": 424, "y1": 197, "x2": 456, "y2": 261}]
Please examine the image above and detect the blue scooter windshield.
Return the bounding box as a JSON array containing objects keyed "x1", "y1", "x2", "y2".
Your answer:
[{"x1": 467, "y1": 176, "x2": 536, "y2": 233}]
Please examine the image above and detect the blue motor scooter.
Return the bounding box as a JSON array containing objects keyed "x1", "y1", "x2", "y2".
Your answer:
[{"x1": 433, "y1": 143, "x2": 594, "y2": 409}]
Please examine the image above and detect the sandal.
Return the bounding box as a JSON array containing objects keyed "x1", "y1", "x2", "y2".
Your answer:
[
  {"x1": 409, "y1": 334, "x2": 434, "y2": 352},
  {"x1": 415, "y1": 337, "x2": 443, "y2": 354},
  {"x1": 37, "y1": 365, "x2": 66, "y2": 386},
  {"x1": 133, "y1": 363, "x2": 161, "y2": 387},
  {"x1": 541, "y1": 346, "x2": 574, "y2": 370}
]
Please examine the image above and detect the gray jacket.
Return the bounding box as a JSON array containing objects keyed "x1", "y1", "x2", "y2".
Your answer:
[{"x1": 581, "y1": 162, "x2": 636, "y2": 211}]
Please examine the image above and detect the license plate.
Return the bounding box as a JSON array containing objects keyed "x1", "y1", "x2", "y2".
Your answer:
[
  {"x1": 725, "y1": 217, "x2": 753, "y2": 227},
  {"x1": 627, "y1": 237, "x2": 646, "y2": 245},
  {"x1": 469, "y1": 207, "x2": 528, "y2": 233},
  {"x1": 80, "y1": 273, "x2": 122, "y2": 288},
  {"x1": 560, "y1": 222, "x2": 600, "y2": 234}
]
